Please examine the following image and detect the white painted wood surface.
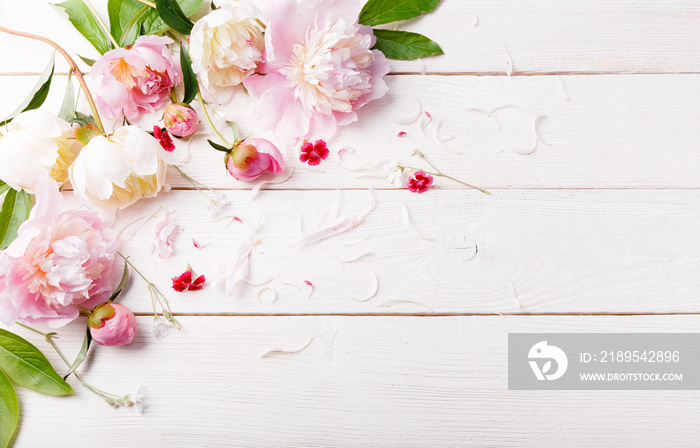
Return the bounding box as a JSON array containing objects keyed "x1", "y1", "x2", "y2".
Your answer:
[{"x1": 1, "y1": 0, "x2": 699, "y2": 446}]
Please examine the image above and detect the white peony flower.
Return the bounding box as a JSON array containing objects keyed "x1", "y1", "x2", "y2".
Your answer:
[
  {"x1": 69, "y1": 126, "x2": 170, "y2": 210},
  {"x1": 189, "y1": 0, "x2": 265, "y2": 102},
  {"x1": 0, "y1": 110, "x2": 81, "y2": 193}
]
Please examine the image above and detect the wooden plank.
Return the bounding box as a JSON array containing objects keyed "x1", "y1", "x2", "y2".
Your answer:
[
  {"x1": 52, "y1": 188, "x2": 700, "y2": 315},
  {"x1": 2, "y1": 0, "x2": 700, "y2": 74},
  {"x1": 7, "y1": 315, "x2": 700, "y2": 447},
  {"x1": 2, "y1": 74, "x2": 700, "y2": 189}
]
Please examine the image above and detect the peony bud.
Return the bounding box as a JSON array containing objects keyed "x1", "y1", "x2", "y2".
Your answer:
[
  {"x1": 89, "y1": 303, "x2": 137, "y2": 346},
  {"x1": 163, "y1": 103, "x2": 199, "y2": 138},
  {"x1": 225, "y1": 138, "x2": 284, "y2": 182}
]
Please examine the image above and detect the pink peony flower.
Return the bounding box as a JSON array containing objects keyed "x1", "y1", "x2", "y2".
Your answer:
[
  {"x1": 91, "y1": 36, "x2": 182, "y2": 120},
  {"x1": 163, "y1": 103, "x2": 199, "y2": 138},
  {"x1": 0, "y1": 177, "x2": 118, "y2": 328},
  {"x1": 225, "y1": 138, "x2": 285, "y2": 182},
  {"x1": 242, "y1": 0, "x2": 390, "y2": 144},
  {"x1": 89, "y1": 303, "x2": 137, "y2": 346}
]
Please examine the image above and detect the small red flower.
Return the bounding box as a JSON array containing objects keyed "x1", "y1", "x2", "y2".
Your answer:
[
  {"x1": 153, "y1": 126, "x2": 175, "y2": 152},
  {"x1": 407, "y1": 171, "x2": 434, "y2": 193},
  {"x1": 172, "y1": 270, "x2": 206, "y2": 292},
  {"x1": 299, "y1": 140, "x2": 329, "y2": 166}
]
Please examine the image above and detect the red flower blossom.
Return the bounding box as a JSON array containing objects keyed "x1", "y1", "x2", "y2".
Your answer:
[
  {"x1": 153, "y1": 126, "x2": 175, "y2": 152},
  {"x1": 407, "y1": 171, "x2": 434, "y2": 193},
  {"x1": 172, "y1": 270, "x2": 206, "y2": 292},
  {"x1": 299, "y1": 140, "x2": 329, "y2": 166}
]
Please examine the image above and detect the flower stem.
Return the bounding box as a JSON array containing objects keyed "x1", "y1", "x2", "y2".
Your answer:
[
  {"x1": 174, "y1": 166, "x2": 214, "y2": 201},
  {"x1": 83, "y1": 0, "x2": 120, "y2": 49},
  {"x1": 0, "y1": 26, "x2": 105, "y2": 134},
  {"x1": 196, "y1": 91, "x2": 231, "y2": 147},
  {"x1": 398, "y1": 165, "x2": 490, "y2": 195},
  {"x1": 134, "y1": 0, "x2": 156, "y2": 8}
]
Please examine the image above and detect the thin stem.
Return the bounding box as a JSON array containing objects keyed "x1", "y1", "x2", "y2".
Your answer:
[
  {"x1": 135, "y1": 0, "x2": 156, "y2": 8},
  {"x1": 174, "y1": 166, "x2": 214, "y2": 200},
  {"x1": 197, "y1": 91, "x2": 230, "y2": 147},
  {"x1": 0, "y1": 26, "x2": 105, "y2": 134},
  {"x1": 83, "y1": 0, "x2": 119, "y2": 49},
  {"x1": 398, "y1": 165, "x2": 490, "y2": 195}
]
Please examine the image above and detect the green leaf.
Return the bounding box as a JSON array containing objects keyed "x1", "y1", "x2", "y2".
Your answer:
[
  {"x1": 0, "y1": 370, "x2": 18, "y2": 448},
  {"x1": 0, "y1": 53, "x2": 55, "y2": 127},
  {"x1": 53, "y1": 0, "x2": 112, "y2": 54},
  {"x1": 141, "y1": 0, "x2": 202, "y2": 35},
  {"x1": 0, "y1": 181, "x2": 7, "y2": 197},
  {"x1": 108, "y1": 263, "x2": 130, "y2": 303},
  {"x1": 359, "y1": 0, "x2": 440, "y2": 26},
  {"x1": 155, "y1": 0, "x2": 195, "y2": 34},
  {"x1": 0, "y1": 189, "x2": 32, "y2": 251},
  {"x1": 207, "y1": 139, "x2": 232, "y2": 153},
  {"x1": 77, "y1": 54, "x2": 97, "y2": 67},
  {"x1": 0, "y1": 329, "x2": 74, "y2": 396},
  {"x1": 63, "y1": 327, "x2": 92, "y2": 380},
  {"x1": 108, "y1": 0, "x2": 149, "y2": 46},
  {"x1": 227, "y1": 121, "x2": 239, "y2": 142},
  {"x1": 372, "y1": 29, "x2": 443, "y2": 60},
  {"x1": 58, "y1": 72, "x2": 76, "y2": 121},
  {"x1": 180, "y1": 44, "x2": 198, "y2": 105}
]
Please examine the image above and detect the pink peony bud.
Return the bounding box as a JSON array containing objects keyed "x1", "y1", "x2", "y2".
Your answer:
[
  {"x1": 88, "y1": 303, "x2": 137, "y2": 346},
  {"x1": 225, "y1": 138, "x2": 285, "y2": 182},
  {"x1": 163, "y1": 103, "x2": 199, "y2": 138}
]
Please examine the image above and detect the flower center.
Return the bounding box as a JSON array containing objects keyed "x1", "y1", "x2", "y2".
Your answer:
[{"x1": 280, "y1": 19, "x2": 374, "y2": 115}]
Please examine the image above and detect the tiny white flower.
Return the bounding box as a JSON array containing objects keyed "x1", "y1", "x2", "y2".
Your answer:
[{"x1": 151, "y1": 316, "x2": 169, "y2": 338}]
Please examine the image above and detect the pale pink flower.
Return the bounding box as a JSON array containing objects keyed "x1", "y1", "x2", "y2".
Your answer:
[
  {"x1": 153, "y1": 212, "x2": 177, "y2": 258},
  {"x1": 219, "y1": 228, "x2": 260, "y2": 295},
  {"x1": 89, "y1": 303, "x2": 137, "y2": 346},
  {"x1": 242, "y1": 0, "x2": 390, "y2": 144},
  {"x1": 163, "y1": 103, "x2": 199, "y2": 138},
  {"x1": 225, "y1": 138, "x2": 285, "y2": 182},
  {"x1": 0, "y1": 177, "x2": 118, "y2": 328},
  {"x1": 91, "y1": 35, "x2": 182, "y2": 120}
]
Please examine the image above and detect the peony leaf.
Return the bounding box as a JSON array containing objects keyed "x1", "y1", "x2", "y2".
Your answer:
[
  {"x1": 63, "y1": 326, "x2": 92, "y2": 380},
  {"x1": 77, "y1": 54, "x2": 96, "y2": 67},
  {"x1": 0, "y1": 329, "x2": 74, "y2": 396},
  {"x1": 52, "y1": 0, "x2": 113, "y2": 54},
  {"x1": 372, "y1": 29, "x2": 443, "y2": 60},
  {"x1": 180, "y1": 44, "x2": 198, "y2": 105},
  {"x1": 141, "y1": 0, "x2": 202, "y2": 35},
  {"x1": 108, "y1": 263, "x2": 130, "y2": 303},
  {"x1": 58, "y1": 71, "x2": 76, "y2": 121},
  {"x1": 0, "y1": 189, "x2": 32, "y2": 251},
  {"x1": 0, "y1": 370, "x2": 18, "y2": 448},
  {"x1": 0, "y1": 182, "x2": 7, "y2": 197},
  {"x1": 359, "y1": 0, "x2": 440, "y2": 26},
  {"x1": 208, "y1": 139, "x2": 232, "y2": 153},
  {"x1": 0, "y1": 53, "x2": 55, "y2": 127},
  {"x1": 108, "y1": 0, "x2": 149, "y2": 47},
  {"x1": 155, "y1": 0, "x2": 195, "y2": 34}
]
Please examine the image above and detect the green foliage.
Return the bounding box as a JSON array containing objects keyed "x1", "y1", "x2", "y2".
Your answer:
[
  {"x1": 360, "y1": 0, "x2": 440, "y2": 26},
  {"x1": 0, "y1": 370, "x2": 18, "y2": 448},
  {"x1": 52, "y1": 0, "x2": 112, "y2": 54},
  {"x1": 372, "y1": 29, "x2": 443, "y2": 60},
  {"x1": 0, "y1": 189, "x2": 32, "y2": 251}
]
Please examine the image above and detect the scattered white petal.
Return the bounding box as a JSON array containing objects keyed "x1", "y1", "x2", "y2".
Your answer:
[
  {"x1": 417, "y1": 58, "x2": 427, "y2": 76},
  {"x1": 396, "y1": 98, "x2": 422, "y2": 125},
  {"x1": 353, "y1": 272, "x2": 379, "y2": 302},
  {"x1": 297, "y1": 189, "x2": 375, "y2": 245},
  {"x1": 243, "y1": 275, "x2": 272, "y2": 287},
  {"x1": 424, "y1": 116, "x2": 462, "y2": 155},
  {"x1": 220, "y1": 226, "x2": 260, "y2": 295},
  {"x1": 326, "y1": 249, "x2": 374, "y2": 263},
  {"x1": 152, "y1": 212, "x2": 177, "y2": 258},
  {"x1": 557, "y1": 75, "x2": 569, "y2": 101},
  {"x1": 503, "y1": 44, "x2": 513, "y2": 76},
  {"x1": 257, "y1": 287, "x2": 277, "y2": 302},
  {"x1": 400, "y1": 203, "x2": 435, "y2": 241},
  {"x1": 510, "y1": 281, "x2": 522, "y2": 309},
  {"x1": 251, "y1": 167, "x2": 295, "y2": 199},
  {"x1": 304, "y1": 280, "x2": 314, "y2": 301},
  {"x1": 275, "y1": 274, "x2": 302, "y2": 290},
  {"x1": 260, "y1": 337, "x2": 313, "y2": 358},
  {"x1": 468, "y1": 12, "x2": 479, "y2": 27},
  {"x1": 206, "y1": 191, "x2": 229, "y2": 219}
]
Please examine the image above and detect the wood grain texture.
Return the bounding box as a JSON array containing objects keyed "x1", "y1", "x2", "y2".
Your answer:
[
  {"x1": 3, "y1": 74, "x2": 700, "y2": 189},
  {"x1": 7, "y1": 315, "x2": 700, "y2": 447},
  {"x1": 2, "y1": 0, "x2": 700, "y2": 74},
  {"x1": 62, "y1": 188, "x2": 700, "y2": 315}
]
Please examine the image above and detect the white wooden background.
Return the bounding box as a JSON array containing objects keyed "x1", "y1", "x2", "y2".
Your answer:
[{"x1": 2, "y1": 1, "x2": 700, "y2": 446}]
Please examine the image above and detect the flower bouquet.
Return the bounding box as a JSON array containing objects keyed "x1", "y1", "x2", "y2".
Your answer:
[{"x1": 0, "y1": 0, "x2": 487, "y2": 444}]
